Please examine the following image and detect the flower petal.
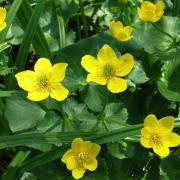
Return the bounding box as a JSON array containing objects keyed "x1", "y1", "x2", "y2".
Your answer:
[
  {"x1": 153, "y1": 144, "x2": 170, "y2": 157},
  {"x1": 0, "y1": 7, "x2": 6, "y2": 25},
  {"x1": 82, "y1": 142, "x2": 101, "y2": 157},
  {"x1": 90, "y1": 144, "x2": 101, "y2": 157},
  {"x1": 155, "y1": 1, "x2": 164, "y2": 16},
  {"x1": 15, "y1": 70, "x2": 36, "y2": 91},
  {"x1": 115, "y1": 53, "x2": 134, "y2": 77},
  {"x1": 83, "y1": 156, "x2": 98, "y2": 171},
  {"x1": 71, "y1": 138, "x2": 83, "y2": 152},
  {"x1": 144, "y1": 114, "x2": 158, "y2": 130},
  {"x1": 34, "y1": 58, "x2": 52, "y2": 73},
  {"x1": 141, "y1": 127, "x2": 152, "y2": 137},
  {"x1": 50, "y1": 83, "x2": 69, "y2": 101},
  {"x1": 27, "y1": 91, "x2": 49, "y2": 101},
  {"x1": 61, "y1": 149, "x2": 74, "y2": 163},
  {"x1": 163, "y1": 132, "x2": 180, "y2": 147},
  {"x1": 158, "y1": 116, "x2": 174, "y2": 132},
  {"x1": 140, "y1": 137, "x2": 151, "y2": 148},
  {"x1": 50, "y1": 63, "x2": 68, "y2": 82},
  {"x1": 97, "y1": 44, "x2": 117, "y2": 64},
  {"x1": 107, "y1": 77, "x2": 127, "y2": 93},
  {"x1": 81, "y1": 55, "x2": 98, "y2": 73},
  {"x1": 66, "y1": 156, "x2": 77, "y2": 170},
  {"x1": 0, "y1": 22, "x2": 6, "y2": 31},
  {"x1": 87, "y1": 74, "x2": 107, "y2": 85},
  {"x1": 72, "y1": 168, "x2": 86, "y2": 179}
]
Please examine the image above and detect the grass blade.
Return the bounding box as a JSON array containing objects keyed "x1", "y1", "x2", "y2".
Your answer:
[{"x1": 15, "y1": 0, "x2": 46, "y2": 71}]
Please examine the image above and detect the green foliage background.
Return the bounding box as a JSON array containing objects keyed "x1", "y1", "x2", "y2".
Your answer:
[{"x1": 0, "y1": 0, "x2": 180, "y2": 179}]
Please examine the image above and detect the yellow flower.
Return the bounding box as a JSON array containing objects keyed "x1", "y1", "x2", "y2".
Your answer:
[
  {"x1": 0, "y1": 7, "x2": 7, "y2": 31},
  {"x1": 137, "y1": 1, "x2": 164, "y2": 22},
  {"x1": 61, "y1": 138, "x2": 101, "y2": 179},
  {"x1": 140, "y1": 114, "x2": 180, "y2": 157},
  {"x1": 81, "y1": 44, "x2": 134, "y2": 93},
  {"x1": 15, "y1": 58, "x2": 69, "y2": 101},
  {"x1": 109, "y1": 20, "x2": 132, "y2": 42}
]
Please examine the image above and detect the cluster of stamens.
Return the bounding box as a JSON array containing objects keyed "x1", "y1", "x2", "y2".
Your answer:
[
  {"x1": 76, "y1": 152, "x2": 88, "y2": 167},
  {"x1": 37, "y1": 76, "x2": 50, "y2": 91},
  {"x1": 103, "y1": 64, "x2": 114, "y2": 78},
  {"x1": 150, "y1": 133, "x2": 161, "y2": 146}
]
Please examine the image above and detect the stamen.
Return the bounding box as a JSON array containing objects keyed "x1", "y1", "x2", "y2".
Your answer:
[
  {"x1": 37, "y1": 76, "x2": 49, "y2": 90},
  {"x1": 104, "y1": 64, "x2": 114, "y2": 78},
  {"x1": 150, "y1": 134, "x2": 161, "y2": 145}
]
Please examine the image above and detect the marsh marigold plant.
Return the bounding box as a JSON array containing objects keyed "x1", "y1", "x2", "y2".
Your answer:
[
  {"x1": 137, "y1": 1, "x2": 164, "y2": 22},
  {"x1": 15, "y1": 58, "x2": 69, "y2": 101},
  {"x1": 0, "y1": 7, "x2": 7, "y2": 31},
  {"x1": 109, "y1": 20, "x2": 132, "y2": 42},
  {"x1": 61, "y1": 138, "x2": 101, "y2": 179},
  {"x1": 140, "y1": 114, "x2": 180, "y2": 157},
  {"x1": 81, "y1": 44, "x2": 134, "y2": 93}
]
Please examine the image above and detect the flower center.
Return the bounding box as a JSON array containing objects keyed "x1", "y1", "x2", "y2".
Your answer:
[
  {"x1": 103, "y1": 64, "x2": 114, "y2": 78},
  {"x1": 150, "y1": 134, "x2": 161, "y2": 145},
  {"x1": 76, "y1": 152, "x2": 88, "y2": 167},
  {"x1": 37, "y1": 76, "x2": 49, "y2": 90}
]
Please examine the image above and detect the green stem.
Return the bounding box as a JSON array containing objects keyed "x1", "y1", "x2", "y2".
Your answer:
[
  {"x1": 173, "y1": 0, "x2": 180, "y2": 16},
  {"x1": 152, "y1": 23, "x2": 175, "y2": 42}
]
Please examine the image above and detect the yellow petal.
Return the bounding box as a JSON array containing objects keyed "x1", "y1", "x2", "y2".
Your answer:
[
  {"x1": 87, "y1": 73, "x2": 107, "y2": 85},
  {"x1": 158, "y1": 116, "x2": 174, "y2": 131},
  {"x1": 50, "y1": 83, "x2": 69, "y2": 101},
  {"x1": 81, "y1": 55, "x2": 98, "y2": 73},
  {"x1": 144, "y1": 114, "x2": 158, "y2": 129},
  {"x1": 124, "y1": 26, "x2": 133, "y2": 34},
  {"x1": 66, "y1": 156, "x2": 77, "y2": 170},
  {"x1": 97, "y1": 44, "x2": 117, "y2": 64},
  {"x1": 34, "y1": 58, "x2": 52, "y2": 73},
  {"x1": 141, "y1": 127, "x2": 152, "y2": 137},
  {"x1": 27, "y1": 91, "x2": 49, "y2": 101},
  {"x1": 61, "y1": 149, "x2": 74, "y2": 163},
  {"x1": 107, "y1": 77, "x2": 127, "y2": 93},
  {"x1": 50, "y1": 63, "x2": 68, "y2": 82},
  {"x1": 71, "y1": 138, "x2": 83, "y2": 152},
  {"x1": 109, "y1": 21, "x2": 123, "y2": 38},
  {"x1": 153, "y1": 145, "x2": 170, "y2": 157},
  {"x1": 115, "y1": 53, "x2": 134, "y2": 77},
  {"x1": 140, "y1": 137, "x2": 151, "y2": 148},
  {"x1": 72, "y1": 167, "x2": 86, "y2": 179},
  {"x1": 0, "y1": 7, "x2": 6, "y2": 25},
  {"x1": 90, "y1": 143, "x2": 101, "y2": 157},
  {"x1": 141, "y1": 1, "x2": 155, "y2": 11},
  {"x1": 83, "y1": 156, "x2": 98, "y2": 171},
  {"x1": 115, "y1": 30, "x2": 132, "y2": 42},
  {"x1": 163, "y1": 132, "x2": 180, "y2": 147},
  {"x1": 155, "y1": 1, "x2": 164, "y2": 16},
  {"x1": 15, "y1": 70, "x2": 36, "y2": 91},
  {"x1": 82, "y1": 142, "x2": 101, "y2": 157},
  {"x1": 0, "y1": 22, "x2": 6, "y2": 31}
]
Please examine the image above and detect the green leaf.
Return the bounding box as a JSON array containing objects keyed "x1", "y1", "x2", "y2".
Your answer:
[
  {"x1": 83, "y1": 85, "x2": 116, "y2": 112},
  {"x1": 128, "y1": 61, "x2": 150, "y2": 84},
  {"x1": 160, "y1": 156, "x2": 180, "y2": 180},
  {"x1": 107, "y1": 142, "x2": 135, "y2": 160},
  {"x1": 83, "y1": 158, "x2": 109, "y2": 180},
  {"x1": 102, "y1": 102, "x2": 128, "y2": 130},
  {"x1": 62, "y1": 98, "x2": 97, "y2": 132},
  {"x1": 157, "y1": 59, "x2": 180, "y2": 101},
  {"x1": 4, "y1": 94, "x2": 46, "y2": 132},
  {"x1": 1, "y1": 151, "x2": 30, "y2": 180}
]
